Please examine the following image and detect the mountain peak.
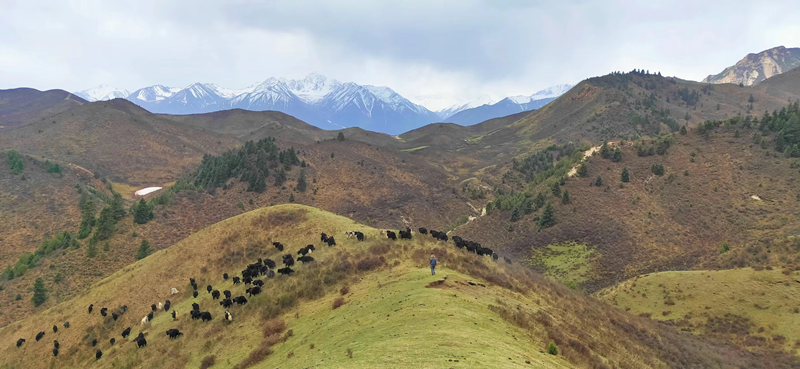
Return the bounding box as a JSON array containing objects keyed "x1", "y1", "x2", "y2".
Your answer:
[
  {"x1": 74, "y1": 85, "x2": 130, "y2": 102},
  {"x1": 703, "y1": 46, "x2": 800, "y2": 86}
]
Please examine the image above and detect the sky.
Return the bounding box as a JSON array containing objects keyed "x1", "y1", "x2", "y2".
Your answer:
[{"x1": 1, "y1": 0, "x2": 799, "y2": 110}]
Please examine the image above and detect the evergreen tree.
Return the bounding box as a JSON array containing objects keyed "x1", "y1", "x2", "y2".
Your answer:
[
  {"x1": 274, "y1": 168, "x2": 287, "y2": 187},
  {"x1": 103, "y1": 242, "x2": 110, "y2": 252},
  {"x1": 539, "y1": 203, "x2": 556, "y2": 229},
  {"x1": 576, "y1": 163, "x2": 588, "y2": 177},
  {"x1": 595, "y1": 176, "x2": 603, "y2": 187},
  {"x1": 684, "y1": 111, "x2": 691, "y2": 122},
  {"x1": 136, "y1": 239, "x2": 152, "y2": 260},
  {"x1": 651, "y1": 163, "x2": 665, "y2": 175},
  {"x1": 561, "y1": 190, "x2": 570, "y2": 204},
  {"x1": 296, "y1": 169, "x2": 307, "y2": 192},
  {"x1": 6, "y1": 150, "x2": 24, "y2": 175},
  {"x1": 612, "y1": 147, "x2": 622, "y2": 162},
  {"x1": 599, "y1": 141, "x2": 611, "y2": 159},
  {"x1": 533, "y1": 192, "x2": 546, "y2": 210},
  {"x1": 247, "y1": 170, "x2": 267, "y2": 193},
  {"x1": 336, "y1": 132, "x2": 345, "y2": 141},
  {"x1": 78, "y1": 199, "x2": 97, "y2": 239},
  {"x1": 132, "y1": 199, "x2": 154, "y2": 225},
  {"x1": 93, "y1": 205, "x2": 116, "y2": 241},
  {"x1": 289, "y1": 193, "x2": 295, "y2": 203},
  {"x1": 510, "y1": 207, "x2": 521, "y2": 222},
  {"x1": 110, "y1": 192, "x2": 126, "y2": 220},
  {"x1": 621, "y1": 168, "x2": 630, "y2": 183},
  {"x1": 679, "y1": 125, "x2": 687, "y2": 135},
  {"x1": 551, "y1": 182, "x2": 561, "y2": 197},
  {"x1": 32, "y1": 277, "x2": 47, "y2": 306},
  {"x1": 86, "y1": 238, "x2": 98, "y2": 258},
  {"x1": 748, "y1": 94, "x2": 755, "y2": 103},
  {"x1": 330, "y1": 152, "x2": 335, "y2": 159}
]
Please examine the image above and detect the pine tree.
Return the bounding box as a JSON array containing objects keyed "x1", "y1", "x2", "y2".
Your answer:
[
  {"x1": 103, "y1": 242, "x2": 110, "y2": 252},
  {"x1": 612, "y1": 147, "x2": 622, "y2": 162},
  {"x1": 748, "y1": 94, "x2": 755, "y2": 103},
  {"x1": 621, "y1": 168, "x2": 630, "y2": 182},
  {"x1": 86, "y1": 238, "x2": 98, "y2": 258},
  {"x1": 551, "y1": 182, "x2": 561, "y2": 197},
  {"x1": 136, "y1": 239, "x2": 152, "y2": 260},
  {"x1": 78, "y1": 199, "x2": 97, "y2": 239},
  {"x1": 32, "y1": 277, "x2": 47, "y2": 306},
  {"x1": 248, "y1": 170, "x2": 266, "y2": 193},
  {"x1": 110, "y1": 192, "x2": 126, "y2": 220},
  {"x1": 595, "y1": 176, "x2": 603, "y2": 187},
  {"x1": 684, "y1": 111, "x2": 691, "y2": 122},
  {"x1": 539, "y1": 203, "x2": 556, "y2": 229},
  {"x1": 132, "y1": 199, "x2": 154, "y2": 225},
  {"x1": 533, "y1": 192, "x2": 546, "y2": 210},
  {"x1": 576, "y1": 163, "x2": 588, "y2": 177},
  {"x1": 561, "y1": 190, "x2": 570, "y2": 204},
  {"x1": 599, "y1": 141, "x2": 611, "y2": 159},
  {"x1": 337, "y1": 132, "x2": 345, "y2": 141},
  {"x1": 296, "y1": 169, "x2": 307, "y2": 192},
  {"x1": 680, "y1": 125, "x2": 688, "y2": 135},
  {"x1": 274, "y1": 168, "x2": 287, "y2": 187},
  {"x1": 289, "y1": 193, "x2": 295, "y2": 203},
  {"x1": 93, "y1": 205, "x2": 116, "y2": 241}
]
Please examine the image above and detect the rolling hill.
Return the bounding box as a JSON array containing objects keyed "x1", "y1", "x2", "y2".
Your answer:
[
  {"x1": 0, "y1": 88, "x2": 86, "y2": 131},
  {"x1": 1, "y1": 204, "x2": 794, "y2": 368}
]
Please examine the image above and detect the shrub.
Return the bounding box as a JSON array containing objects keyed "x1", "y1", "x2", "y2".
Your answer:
[
  {"x1": 346, "y1": 348, "x2": 353, "y2": 358},
  {"x1": 263, "y1": 319, "x2": 287, "y2": 338},
  {"x1": 720, "y1": 243, "x2": 730, "y2": 254},
  {"x1": 651, "y1": 163, "x2": 665, "y2": 175},
  {"x1": 15, "y1": 294, "x2": 22, "y2": 301},
  {"x1": 595, "y1": 176, "x2": 603, "y2": 187},
  {"x1": 6, "y1": 150, "x2": 24, "y2": 175},
  {"x1": 337, "y1": 132, "x2": 345, "y2": 141},
  {"x1": 357, "y1": 257, "x2": 385, "y2": 271},
  {"x1": 561, "y1": 190, "x2": 570, "y2": 205},
  {"x1": 235, "y1": 342, "x2": 273, "y2": 369},
  {"x1": 576, "y1": 163, "x2": 588, "y2": 177},
  {"x1": 200, "y1": 355, "x2": 216, "y2": 369},
  {"x1": 547, "y1": 342, "x2": 558, "y2": 355},
  {"x1": 621, "y1": 168, "x2": 630, "y2": 182},
  {"x1": 332, "y1": 297, "x2": 346, "y2": 309},
  {"x1": 340, "y1": 285, "x2": 350, "y2": 295}
]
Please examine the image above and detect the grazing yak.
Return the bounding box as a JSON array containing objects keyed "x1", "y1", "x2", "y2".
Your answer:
[
  {"x1": 207, "y1": 285, "x2": 213, "y2": 294},
  {"x1": 277, "y1": 267, "x2": 294, "y2": 276},
  {"x1": 386, "y1": 231, "x2": 397, "y2": 241},
  {"x1": 220, "y1": 299, "x2": 233, "y2": 308},
  {"x1": 298, "y1": 255, "x2": 314, "y2": 264},
  {"x1": 63, "y1": 322, "x2": 70, "y2": 328},
  {"x1": 234, "y1": 296, "x2": 248, "y2": 305},
  {"x1": 92, "y1": 339, "x2": 97, "y2": 347},
  {"x1": 147, "y1": 312, "x2": 154, "y2": 321},
  {"x1": 399, "y1": 230, "x2": 412, "y2": 240},
  {"x1": 52, "y1": 325, "x2": 58, "y2": 333},
  {"x1": 110, "y1": 338, "x2": 116, "y2": 345},
  {"x1": 190, "y1": 310, "x2": 202, "y2": 320},
  {"x1": 53, "y1": 340, "x2": 59, "y2": 348},
  {"x1": 191, "y1": 282, "x2": 198, "y2": 291},
  {"x1": 298, "y1": 246, "x2": 311, "y2": 256},
  {"x1": 166, "y1": 329, "x2": 183, "y2": 339},
  {"x1": 418, "y1": 227, "x2": 428, "y2": 235},
  {"x1": 100, "y1": 307, "x2": 108, "y2": 317},
  {"x1": 325, "y1": 236, "x2": 336, "y2": 247},
  {"x1": 212, "y1": 290, "x2": 221, "y2": 299},
  {"x1": 252, "y1": 280, "x2": 264, "y2": 287},
  {"x1": 232, "y1": 277, "x2": 241, "y2": 284},
  {"x1": 192, "y1": 302, "x2": 200, "y2": 311},
  {"x1": 88, "y1": 304, "x2": 93, "y2": 314},
  {"x1": 282, "y1": 255, "x2": 295, "y2": 267},
  {"x1": 193, "y1": 291, "x2": 199, "y2": 298},
  {"x1": 16, "y1": 338, "x2": 25, "y2": 348},
  {"x1": 134, "y1": 333, "x2": 147, "y2": 348},
  {"x1": 171, "y1": 310, "x2": 179, "y2": 320},
  {"x1": 225, "y1": 311, "x2": 233, "y2": 321},
  {"x1": 264, "y1": 259, "x2": 276, "y2": 269},
  {"x1": 141, "y1": 316, "x2": 149, "y2": 325},
  {"x1": 112, "y1": 313, "x2": 119, "y2": 321},
  {"x1": 171, "y1": 287, "x2": 179, "y2": 295},
  {"x1": 96, "y1": 349, "x2": 102, "y2": 360},
  {"x1": 158, "y1": 302, "x2": 163, "y2": 310},
  {"x1": 53, "y1": 347, "x2": 59, "y2": 356},
  {"x1": 355, "y1": 231, "x2": 365, "y2": 241},
  {"x1": 492, "y1": 253, "x2": 499, "y2": 261},
  {"x1": 243, "y1": 276, "x2": 253, "y2": 285},
  {"x1": 223, "y1": 273, "x2": 229, "y2": 280},
  {"x1": 246, "y1": 286, "x2": 262, "y2": 297},
  {"x1": 504, "y1": 257, "x2": 512, "y2": 264},
  {"x1": 164, "y1": 300, "x2": 171, "y2": 311},
  {"x1": 200, "y1": 312, "x2": 213, "y2": 322},
  {"x1": 320, "y1": 233, "x2": 328, "y2": 242},
  {"x1": 266, "y1": 269, "x2": 276, "y2": 278},
  {"x1": 151, "y1": 304, "x2": 157, "y2": 312},
  {"x1": 121, "y1": 327, "x2": 131, "y2": 338},
  {"x1": 223, "y1": 290, "x2": 232, "y2": 299},
  {"x1": 35, "y1": 332, "x2": 45, "y2": 341}
]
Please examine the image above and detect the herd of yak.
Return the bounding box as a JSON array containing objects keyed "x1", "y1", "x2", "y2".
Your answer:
[{"x1": 12, "y1": 227, "x2": 507, "y2": 361}]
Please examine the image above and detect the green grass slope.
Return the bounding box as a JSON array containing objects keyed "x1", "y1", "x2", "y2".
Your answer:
[
  {"x1": 598, "y1": 267, "x2": 800, "y2": 356},
  {"x1": 0, "y1": 205, "x2": 795, "y2": 368}
]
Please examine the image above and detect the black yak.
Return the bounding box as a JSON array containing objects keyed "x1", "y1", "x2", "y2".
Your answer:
[
  {"x1": 418, "y1": 227, "x2": 428, "y2": 235},
  {"x1": 386, "y1": 231, "x2": 397, "y2": 240},
  {"x1": 220, "y1": 298, "x2": 233, "y2": 308},
  {"x1": 223, "y1": 290, "x2": 232, "y2": 299},
  {"x1": 166, "y1": 329, "x2": 183, "y2": 339},
  {"x1": 164, "y1": 300, "x2": 171, "y2": 311},
  {"x1": 193, "y1": 291, "x2": 199, "y2": 298},
  {"x1": 96, "y1": 349, "x2": 102, "y2": 360},
  {"x1": 212, "y1": 290, "x2": 220, "y2": 299},
  {"x1": 278, "y1": 267, "x2": 294, "y2": 276},
  {"x1": 121, "y1": 327, "x2": 131, "y2": 338},
  {"x1": 298, "y1": 255, "x2": 314, "y2": 264},
  {"x1": 52, "y1": 325, "x2": 58, "y2": 333},
  {"x1": 246, "y1": 286, "x2": 262, "y2": 297},
  {"x1": 207, "y1": 285, "x2": 213, "y2": 294},
  {"x1": 232, "y1": 277, "x2": 241, "y2": 284},
  {"x1": 234, "y1": 296, "x2": 248, "y2": 305},
  {"x1": 200, "y1": 312, "x2": 213, "y2": 322},
  {"x1": 223, "y1": 272, "x2": 229, "y2": 280},
  {"x1": 192, "y1": 302, "x2": 200, "y2": 311},
  {"x1": 88, "y1": 304, "x2": 93, "y2": 314},
  {"x1": 325, "y1": 236, "x2": 336, "y2": 246},
  {"x1": 35, "y1": 332, "x2": 45, "y2": 341},
  {"x1": 16, "y1": 338, "x2": 25, "y2": 348}
]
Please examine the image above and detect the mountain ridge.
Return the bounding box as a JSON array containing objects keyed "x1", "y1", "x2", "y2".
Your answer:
[{"x1": 703, "y1": 45, "x2": 800, "y2": 86}]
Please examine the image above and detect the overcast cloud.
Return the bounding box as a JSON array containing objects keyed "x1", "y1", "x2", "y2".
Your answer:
[{"x1": 1, "y1": 0, "x2": 799, "y2": 109}]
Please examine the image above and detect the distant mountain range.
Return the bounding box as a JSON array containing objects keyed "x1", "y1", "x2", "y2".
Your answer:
[
  {"x1": 703, "y1": 46, "x2": 800, "y2": 86},
  {"x1": 74, "y1": 74, "x2": 571, "y2": 135}
]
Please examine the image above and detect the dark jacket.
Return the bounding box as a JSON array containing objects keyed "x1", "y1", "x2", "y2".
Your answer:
[{"x1": 430, "y1": 257, "x2": 437, "y2": 267}]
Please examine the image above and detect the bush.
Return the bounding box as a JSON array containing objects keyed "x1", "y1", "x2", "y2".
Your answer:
[
  {"x1": 263, "y1": 319, "x2": 287, "y2": 338},
  {"x1": 576, "y1": 163, "x2": 588, "y2": 177},
  {"x1": 15, "y1": 294, "x2": 22, "y2": 301},
  {"x1": 200, "y1": 355, "x2": 216, "y2": 369},
  {"x1": 340, "y1": 285, "x2": 350, "y2": 295},
  {"x1": 595, "y1": 176, "x2": 603, "y2": 186},
  {"x1": 6, "y1": 150, "x2": 24, "y2": 175},
  {"x1": 547, "y1": 342, "x2": 558, "y2": 355},
  {"x1": 720, "y1": 243, "x2": 730, "y2": 254},
  {"x1": 621, "y1": 168, "x2": 630, "y2": 182},
  {"x1": 651, "y1": 163, "x2": 665, "y2": 176},
  {"x1": 332, "y1": 297, "x2": 346, "y2": 309},
  {"x1": 357, "y1": 257, "x2": 385, "y2": 271}
]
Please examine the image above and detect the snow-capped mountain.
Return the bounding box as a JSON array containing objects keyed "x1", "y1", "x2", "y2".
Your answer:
[
  {"x1": 443, "y1": 84, "x2": 573, "y2": 126},
  {"x1": 437, "y1": 95, "x2": 495, "y2": 119},
  {"x1": 74, "y1": 85, "x2": 130, "y2": 102},
  {"x1": 128, "y1": 85, "x2": 182, "y2": 103},
  {"x1": 284, "y1": 73, "x2": 341, "y2": 104}
]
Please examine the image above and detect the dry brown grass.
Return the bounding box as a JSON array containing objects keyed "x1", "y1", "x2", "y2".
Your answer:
[{"x1": 200, "y1": 355, "x2": 216, "y2": 369}]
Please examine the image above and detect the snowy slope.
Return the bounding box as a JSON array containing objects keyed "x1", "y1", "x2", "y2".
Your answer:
[
  {"x1": 74, "y1": 85, "x2": 130, "y2": 102},
  {"x1": 437, "y1": 95, "x2": 495, "y2": 119},
  {"x1": 284, "y1": 73, "x2": 341, "y2": 104},
  {"x1": 128, "y1": 85, "x2": 181, "y2": 103}
]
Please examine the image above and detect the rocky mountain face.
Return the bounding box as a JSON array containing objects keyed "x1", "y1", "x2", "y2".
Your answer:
[{"x1": 703, "y1": 46, "x2": 800, "y2": 86}]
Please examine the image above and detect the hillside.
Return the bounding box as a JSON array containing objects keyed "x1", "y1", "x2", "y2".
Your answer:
[
  {"x1": 455, "y1": 119, "x2": 800, "y2": 291},
  {"x1": 1, "y1": 204, "x2": 795, "y2": 368},
  {"x1": 0, "y1": 88, "x2": 86, "y2": 131},
  {"x1": 0, "y1": 99, "x2": 240, "y2": 185},
  {"x1": 703, "y1": 46, "x2": 800, "y2": 86}
]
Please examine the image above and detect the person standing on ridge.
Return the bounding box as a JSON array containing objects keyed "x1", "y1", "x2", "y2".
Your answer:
[{"x1": 430, "y1": 254, "x2": 437, "y2": 275}]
